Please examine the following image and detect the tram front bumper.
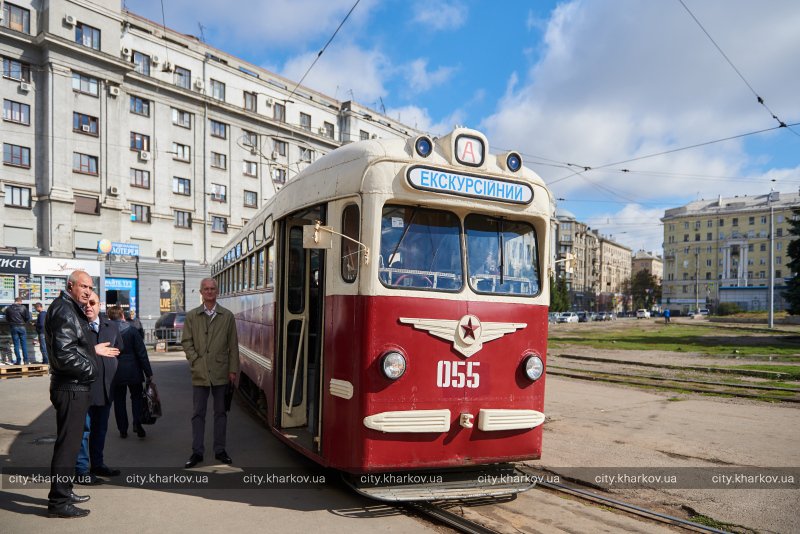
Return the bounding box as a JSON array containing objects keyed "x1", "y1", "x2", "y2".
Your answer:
[{"x1": 362, "y1": 408, "x2": 545, "y2": 433}]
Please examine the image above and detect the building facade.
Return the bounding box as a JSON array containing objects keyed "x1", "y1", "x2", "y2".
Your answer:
[
  {"x1": 631, "y1": 250, "x2": 663, "y2": 282},
  {"x1": 0, "y1": 0, "x2": 418, "y2": 324},
  {"x1": 597, "y1": 236, "x2": 632, "y2": 312},
  {"x1": 661, "y1": 191, "x2": 799, "y2": 313}
]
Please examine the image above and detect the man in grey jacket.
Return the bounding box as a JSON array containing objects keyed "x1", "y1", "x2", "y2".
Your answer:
[
  {"x1": 5, "y1": 296, "x2": 30, "y2": 364},
  {"x1": 181, "y1": 278, "x2": 239, "y2": 468}
]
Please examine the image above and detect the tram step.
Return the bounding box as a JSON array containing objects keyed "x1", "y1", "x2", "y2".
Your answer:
[{"x1": 343, "y1": 464, "x2": 536, "y2": 502}]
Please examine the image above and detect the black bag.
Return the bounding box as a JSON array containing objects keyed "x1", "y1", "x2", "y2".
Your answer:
[{"x1": 141, "y1": 380, "x2": 162, "y2": 425}]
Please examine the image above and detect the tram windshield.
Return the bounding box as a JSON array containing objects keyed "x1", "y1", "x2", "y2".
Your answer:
[
  {"x1": 465, "y1": 214, "x2": 540, "y2": 296},
  {"x1": 379, "y1": 205, "x2": 463, "y2": 291}
]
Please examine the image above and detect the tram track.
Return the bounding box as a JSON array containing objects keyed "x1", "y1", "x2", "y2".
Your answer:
[{"x1": 547, "y1": 367, "x2": 800, "y2": 403}]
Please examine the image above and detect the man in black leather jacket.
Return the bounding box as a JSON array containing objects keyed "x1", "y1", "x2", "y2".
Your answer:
[{"x1": 44, "y1": 270, "x2": 109, "y2": 518}]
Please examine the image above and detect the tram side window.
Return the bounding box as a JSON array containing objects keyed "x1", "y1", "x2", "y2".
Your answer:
[
  {"x1": 267, "y1": 244, "x2": 275, "y2": 288},
  {"x1": 465, "y1": 214, "x2": 540, "y2": 296},
  {"x1": 249, "y1": 254, "x2": 257, "y2": 289},
  {"x1": 341, "y1": 204, "x2": 360, "y2": 283},
  {"x1": 257, "y1": 248, "x2": 265, "y2": 288},
  {"x1": 379, "y1": 205, "x2": 462, "y2": 291}
]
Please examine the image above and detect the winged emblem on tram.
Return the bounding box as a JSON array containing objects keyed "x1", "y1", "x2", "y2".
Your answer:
[{"x1": 399, "y1": 315, "x2": 526, "y2": 358}]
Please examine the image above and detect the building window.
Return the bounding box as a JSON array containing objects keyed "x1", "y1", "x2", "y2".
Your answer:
[
  {"x1": 244, "y1": 190, "x2": 257, "y2": 208},
  {"x1": 172, "y1": 108, "x2": 191, "y2": 128},
  {"x1": 706, "y1": 259, "x2": 712, "y2": 267},
  {"x1": 132, "y1": 51, "x2": 151, "y2": 76},
  {"x1": 242, "y1": 130, "x2": 257, "y2": 147},
  {"x1": 694, "y1": 234, "x2": 700, "y2": 241},
  {"x1": 244, "y1": 91, "x2": 257, "y2": 112},
  {"x1": 210, "y1": 119, "x2": 227, "y2": 139},
  {"x1": 211, "y1": 183, "x2": 227, "y2": 202},
  {"x1": 300, "y1": 148, "x2": 313, "y2": 163},
  {"x1": 777, "y1": 228, "x2": 783, "y2": 237},
  {"x1": 273, "y1": 168, "x2": 286, "y2": 184},
  {"x1": 174, "y1": 66, "x2": 191, "y2": 89},
  {"x1": 72, "y1": 72, "x2": 98, "y2": 96},
  {"x1": 73, "y1": 152, "x2": 98, "y2": 175},
  {"x1": 4, "y1": 184, "x2": 30, "y2": 207},
  {"x1": 172, "y1": 143, "x2": 190, "y2": 161},
  {"x1": 777, "y1": 256, "x2": 782, "y2": 265},
  {"x1": 3, "y1": 99, "x2": 30, "y2": 124},
  {"x1": 683, "y1": 234, "x2": 689, "y2": 242},
  {"x1": 130, "y1": 168, "x2": 150, "y2": 189},
  {"x1": 761, "y1": 216, "x2": 767, "y2": 224},
  {"x1": 707, "y1": 220, "x2": 712, "y2": 228},
  {"x1": 748, "y1": 216, "x2": 754, "y2": 225},
  {"x1": 747, "y1": 243, "x2": 754, "y2": 252},
  {"x1": 173, "y1": 177, "x2": 191, "y2": 195},
  {"x1": 359, "y1": 130, "x2": 369, "y2": 141},
  {"x1": 776, "y1": 270, "x2": 782, "y2": 278},
  {"x1": 2, "y1": 57, "x2": 30, "y2": 82},
  {"x1": 73, "y1": 112, "x2": 99, "y2": 135},
  {"x1": 706, "y1": 232, "x2": 712, "y2": 241},
  {"x1": 175, "y1": 210, "x2": 192, "y2": 228},
  {"x1": 75, "y1": 22, "x2": 100, "y2": 50},
  {"x1": 130, "y1": 95, "x2": 150, "y2": 116},
  {"x1": 210, "y1": 79, "x2": 225, "y2": 100},
  {"x1": 694, "y1": 221, "x2": 700, "y2": 229},
  {"x1": 74, "y1": 195, "x2": 99, "y2": 215},
  {"x1": 210, "y1": 152, "x2": 227, "y2": 169},
  {"x1": 243, "y1": 160, "x2": 257, "y2": 177},
  {"x1": 211, "y1": 216, "x2": 227, "y2": 233},
  {"x1": 131, "y1": 204, "x2": 150, "y2": 223},
  {"x1": 3, "y1": 143, "x2": 30, "y2": 167},
  {"x1": 2, "y1": 3, "x2": 31, "y2": 33},
  {"x1": 732, "y1": 218, "x2": 738, "y2": 227},
  {"x1": 719, "y1": 219, "x2": 724, "y2": 226},
  {"x1": 760, "y1": 243, "x2": 766, "y2": 252},
  {"x1": 130, "y1": 132, "x2": 150, "y2": 151},
  {"x1": 299, "y1": 112, "x2": 311, "y2": 131},
  {"x1": 777, "y1": 214, "x2": 784, "y2": 223},
  {"x1": 323, "y1": 121, "x2": 334, "y2": 138},
  {"x1": 273, "y1": 102, "x2": 285, "y2": 122},
  {"x1": 274, "y1": 140, "x2": 287, "y2": 156}
]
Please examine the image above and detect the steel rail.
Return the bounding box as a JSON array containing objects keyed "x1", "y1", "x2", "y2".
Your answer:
[
  {"x1": 405, "y1": 501, "x2": 501, "y2": 534},
  {"x1": 547, "y1": 370, "x2": 800, "y2": 403},
  {"x1": 549, "y1": 365, "x2": 800, "y2": 392},
  {"x1": 532, "y1": 479, "x2": 733, "y2": 534}
]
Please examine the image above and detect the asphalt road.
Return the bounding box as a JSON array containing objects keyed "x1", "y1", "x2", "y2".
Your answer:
[{"x1": 0, "y1": 352, "x2": 430, "y2": 533}]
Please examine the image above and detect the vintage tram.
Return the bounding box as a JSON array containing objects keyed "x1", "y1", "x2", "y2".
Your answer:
[{"x1": 212, "y1": 127, "x2": 553, "y2": 500}]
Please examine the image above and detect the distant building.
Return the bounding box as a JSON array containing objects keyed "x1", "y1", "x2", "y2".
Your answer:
[
  {"x1": 632, "y1": 250, "x2": 663, "y2": 282},
  {"x1": 0, "y1": 0, "x2": 420, "y2": 324},
  {"x1": 597, "y1": 236, "x2": 632, "y2": 312},
  {"x1": 661, "y1": 191, "x2": 799, "y2": 313}
]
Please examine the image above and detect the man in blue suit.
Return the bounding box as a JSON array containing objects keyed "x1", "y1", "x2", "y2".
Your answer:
[{"x1": 75, "y1": 293, "x2": 122, "y2": 484}]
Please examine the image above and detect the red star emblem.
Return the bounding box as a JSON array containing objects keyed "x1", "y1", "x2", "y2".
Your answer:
[{"x1": 461, "y1": 318, "x2": 477, "y2": 340}]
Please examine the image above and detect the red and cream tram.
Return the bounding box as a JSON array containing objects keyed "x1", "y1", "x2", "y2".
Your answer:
[{"x1": 212, "y1": 127, "x2": 553, "y2": 500}]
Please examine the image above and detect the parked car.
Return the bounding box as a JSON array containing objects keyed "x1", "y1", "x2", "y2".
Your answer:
[
  {"x1": 154, "y1": 311, "x2": 186, "y2": 345},
  {"x1": 698, "y1": 309, "x2": 710, "y2": 316},
  {"x1": 577, "y1": 311, "x2": 589, "y2": 323},
  {"x1": 557, "y1": 312, "x2": 579, "y2": 323},
  {"x1": 548, "y1": 312, "x2": 559, "y2": 324},
  {"x1": 636, "y1": 309, "x2": 650, "y2": 319}
]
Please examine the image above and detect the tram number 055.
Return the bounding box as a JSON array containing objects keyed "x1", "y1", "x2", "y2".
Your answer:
[{"x1": 437, "y1": 361, "x2": 480, "y2": 388}]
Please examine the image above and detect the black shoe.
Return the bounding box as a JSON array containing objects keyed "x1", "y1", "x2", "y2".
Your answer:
[
  {"x1": 91, "y1": 465, "x2": 120, "y2": 477},
  {"x1": 214, "y1": 451, "x2": 232, "y2": 464},
  {"x1": 69, "y1": 492, "x2": 90, "y2": 504},
  {"x1": 120, "y1": 430, "x2": 128, "y2": 439},
  {"x1": 134, "y1": 425, "x2": 146, "y2": 438},
  {"x1": 48, "y1": 504, "x2": 90, "y2": 518},
  {"x1": 74, "y1": 473, "x2": 102, "y2": 486},
  {"x1": 184, "y1": 453, "x2": 203, "y2": 468}
]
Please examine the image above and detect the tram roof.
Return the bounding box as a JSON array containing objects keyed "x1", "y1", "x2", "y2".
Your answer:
[{"x1": 216, "y1": 127, "x2": 551, "y2": 266}]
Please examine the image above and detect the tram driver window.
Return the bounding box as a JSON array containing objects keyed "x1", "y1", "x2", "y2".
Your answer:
[
  {"x1": 465, "y1": 214, "x2": 540, "y2": 296},
  {"x1": 378, "y1": 205, "x2": 462, "y2": 291},
  {"x1": 341, "y1": 204, "x2": 360, "y2": 283}
]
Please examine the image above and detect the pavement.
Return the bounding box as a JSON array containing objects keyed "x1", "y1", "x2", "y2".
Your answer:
[{"x1": 0, "y1": 351, "x2": 431, "y2": 534}]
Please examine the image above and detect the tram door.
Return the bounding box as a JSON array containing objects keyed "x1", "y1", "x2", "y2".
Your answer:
[{"x1": 279, "y1": 217, "x2": 325, "y2": 435}]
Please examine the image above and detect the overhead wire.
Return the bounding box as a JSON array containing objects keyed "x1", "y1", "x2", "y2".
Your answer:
[{"x1": 677, "y1": 0, "x2": 800, "y2": 138}]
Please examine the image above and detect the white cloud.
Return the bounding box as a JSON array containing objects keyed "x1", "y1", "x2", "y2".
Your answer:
[
  {"x1": 403, "y1": 59, "x2": 457, "y2": 95},
  {"x1": 279, "y1": 44, "x2": 390, "y2": 104},
  {"x1": 482, "y1": 0, "x2": 800, "y2": 253},
  {"x1": 127, "y1": 0, "x2": 377, "y2": 49},
  {"x1": 411, "y1": 1, "x2": 468, "y2": 30}
]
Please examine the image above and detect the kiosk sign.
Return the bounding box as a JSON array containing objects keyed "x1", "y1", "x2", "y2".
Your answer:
[{"x1": 98, "y1": 240, "x2": 140, "y2": 256}]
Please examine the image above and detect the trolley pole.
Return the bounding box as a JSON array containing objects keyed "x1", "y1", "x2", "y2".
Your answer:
[{"x1": 768, "y1": 201, "x2": 774, "y2": 329}]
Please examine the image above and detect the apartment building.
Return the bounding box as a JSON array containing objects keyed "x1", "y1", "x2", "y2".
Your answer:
[
  {"x1": 631, "y1": 250, "x2": 663, "y2": 282},
  {"x1": 661, "y1": 191, "x2": 799, "y2": 312},
  {"x1": 0, "y1": 0, "x2": 419, "y2": 323},
  {"x1": 597, "y1": 235, "x2": 632, "y2": 312}
]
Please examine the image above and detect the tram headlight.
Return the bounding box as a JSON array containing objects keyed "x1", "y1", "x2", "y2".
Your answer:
[
  {"x1": 414, "y1": 135, "x2": 434, "y2": 158},
  {"x1": 523, "y1": 354, "x2": 544, "y2": 381},
  {"x1": 381, "y1": 351, "x2": 406, "y2": 380},
  {"x1": 506, "y1": 152, "x2": 522, "y2": 172}
]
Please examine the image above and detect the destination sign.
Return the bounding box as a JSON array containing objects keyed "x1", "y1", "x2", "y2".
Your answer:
[{"x1": 407, "y1": 166, "x2": 533, "y2": 204}]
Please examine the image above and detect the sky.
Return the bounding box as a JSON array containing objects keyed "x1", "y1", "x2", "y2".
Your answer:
[{"x1": 125, "y1": 0, "x2": 800, "y2": 254}]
